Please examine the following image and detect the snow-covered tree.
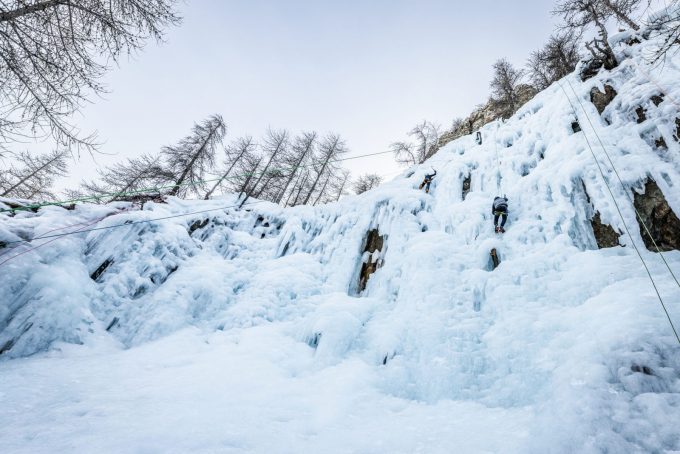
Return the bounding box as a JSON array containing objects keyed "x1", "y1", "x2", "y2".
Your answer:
[
  {"x1": 162, "y1": 114, "x2": 226, "y2": 198},
  {"x1": 0, "y1": 149, "x2": 68, "y2": 200}
]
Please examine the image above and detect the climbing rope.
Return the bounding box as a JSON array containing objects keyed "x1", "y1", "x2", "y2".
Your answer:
[
  {"x1": 565, "y1": 77, "x2": 680, "y2": 290},
  {"x1": 493, "y1": 124, "x2": 503, "y2": 195},
  {"x1": 559, "y1": 78, "x2": 680, "y2": 345},
  {"x1": 0, "y1": 200, "x2": 267, "y2": 269},
  {"x1": 0, "y1": 149, "x2": 397, "y2": 214}
]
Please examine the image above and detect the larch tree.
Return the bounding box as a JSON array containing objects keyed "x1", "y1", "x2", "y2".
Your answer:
[
  {"x1": 162, "y1": 114, "x2": 226, "y2": 198},
  {"x1": 302, "y1": 133, "x2": 348, "y2": 205},
  {"x1": 204, "y1": 136, "x2": 257, "y2": 200},
  {"x1": 79, "y1": 153, "x2": 170, "y2": 203},
  {"x1": 249, "y1": 128, "x2": 289, "y2": 200},
  {"x1": 0, "y1": 0, "x2": 180, "y2": 153},
  {"x1": 0, "y1": 149, "x2": 68, "y2": 200}
]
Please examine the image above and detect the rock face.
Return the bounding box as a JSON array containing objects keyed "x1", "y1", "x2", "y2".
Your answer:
[
  {"x1": 590, "y1": 85, "x2": 617, "y2": 115},
  {"x1": 358, "y1": 229, "x2": 386, "y2": 292},
  {"x1": 462, "y1": 175, "x2": 471, "y2": 200},
  {"x1": 591, "y1": 212, "x2": 621, "y2": 248},
  {"x1": 633, "y1": 180, "x2": 680, "y2": 252},
  {"x1": 675, "y1": 118, "x2": 680, "y2": 142}
]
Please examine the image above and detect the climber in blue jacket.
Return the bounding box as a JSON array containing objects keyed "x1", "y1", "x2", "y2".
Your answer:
[
  {"x1": 419, "y1": 170, "x2": 437, "y2": 194},
  {"x1": 492, "y1": 196, "x2": 508, "y2": 233}
]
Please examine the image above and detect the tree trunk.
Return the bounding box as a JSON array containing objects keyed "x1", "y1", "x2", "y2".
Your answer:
[
  {"x1": 0, "y1": 0, "x2": 68, "y2": 23},
  {"x1": 601, "y1": 0, "x2": 640, "y2": 30},
  {"x1": 169, "y1": 125, "x2": 219, "y2": 197},
  {"x1": 1, "y1": 153, "x2": 62, "y2": 197}
]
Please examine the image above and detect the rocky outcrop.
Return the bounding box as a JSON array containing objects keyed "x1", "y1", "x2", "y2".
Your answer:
[
  {"x1": 358, "y1": 229, "x2": 386, "y2": 292},
  {"x1": 429, "y1": 85, "x2": 537, "y2": 155},
  {"x1": 591, "y1": 212, "x2": 621, "y2": 248},
  {"x1": 633, "y1": 180, "x2": 680, "y2": 252},
  {"x1": 590, "y1": 85, "x2": 617, "y2": 115}
]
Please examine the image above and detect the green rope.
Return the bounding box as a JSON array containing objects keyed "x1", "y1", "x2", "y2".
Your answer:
[{"x1": 1, "y1": 149, "x2": 395, "y2": 214}]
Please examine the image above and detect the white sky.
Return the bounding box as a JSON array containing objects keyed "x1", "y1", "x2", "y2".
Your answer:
[{"x1": 50, "y1": 0, "x2": 662, "y2": 191}]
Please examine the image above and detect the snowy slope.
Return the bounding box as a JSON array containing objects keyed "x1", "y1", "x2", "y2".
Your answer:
[{"x1": 1, "y1": 32, "x2": 680, "y2": 453}]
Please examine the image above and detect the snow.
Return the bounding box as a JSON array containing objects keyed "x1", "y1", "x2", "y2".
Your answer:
[{"x1": 2, "y1": 28, "x2": 680, "y2": 453}]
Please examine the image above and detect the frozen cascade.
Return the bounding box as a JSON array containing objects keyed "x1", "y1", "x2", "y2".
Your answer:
[{"x1": 1, "y1": 30, "x2": 680, "y2": 453}]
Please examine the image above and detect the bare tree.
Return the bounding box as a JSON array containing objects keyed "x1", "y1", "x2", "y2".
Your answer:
[
  {"x1": 353, "y1": 173, "x2": 383, "y2": 194},
  {"x1": 79, "y1": 153, "x2": 170, "y2": 203},
  {"x1": 334, "y1": 169, "x2": 351, "y2": 201},
  {"x1": 204, "y1": 136, "x2": 256, "y2": 200},
  {"x1": 162, "y1": 114, "x2": 226, "y2": 198},
  {"x1": 0, "y1": 149, "x2": 68, "y2": 200},
  {"x1": 302, "y1": 133, "x2": 348, "y2": 205},
  {"x1": 390, "y1": 121, "x2": 441, "y2": 166},
  {"x1": 527, "y1": 31, "x2": 580, "y2": 90},
  {"x1": 646, "y1": 2, "x2": 680, "y2": 62},
  {"x1": 489, "y1": 59, "x2": 525, "y2": 119},
  {"x1": 231, "y1": 151, "x2": 262, "y2": 200},
  {"x1": 247, "y1": 128, "x2": 288, "y2": 200},
  {"x1": 553, "y1": 0, "x2": 618, "y2": 69},
  {"x1": 273, "y1": 131, "x2": 317, "y2": 204},
  {"x1": 600, "y1": 0, "x2": 646, "y2": 30},
  {"x1": 0, "y1": 0, "x2": 180, "y2": 153}
]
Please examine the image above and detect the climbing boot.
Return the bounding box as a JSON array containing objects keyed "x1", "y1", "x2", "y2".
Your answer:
[
  {"x1": 499, "y1": 227, "x2": 505, "y2": 233},
  {"x1": 495, "y1": 226, "x2": 500, "y2": 234}
]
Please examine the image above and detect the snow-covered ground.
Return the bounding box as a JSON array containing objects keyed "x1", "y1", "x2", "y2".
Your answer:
[{"x1": 1, "y1": 31, "x2": 680, "y2": 453}]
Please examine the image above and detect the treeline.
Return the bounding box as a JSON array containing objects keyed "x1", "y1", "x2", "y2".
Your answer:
[
  {"x1": 393, "y1": 0, "x2": 679, "y2": 165},
  {"x1": 63, "y1": 115, "x2": 352, "y2": 206}
]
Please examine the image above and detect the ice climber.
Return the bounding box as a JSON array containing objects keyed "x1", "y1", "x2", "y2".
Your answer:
[
  {"x1": 492, "y1": 196, "x2": 508, "y2": 233},
  {"x1": 419, "y1": 170, "x2": 437, "y2": 193}
]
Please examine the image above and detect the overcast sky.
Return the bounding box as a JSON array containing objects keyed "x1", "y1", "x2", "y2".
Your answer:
[{"x1": 56, "y1": 0, "x2": 654, "y2": 189}]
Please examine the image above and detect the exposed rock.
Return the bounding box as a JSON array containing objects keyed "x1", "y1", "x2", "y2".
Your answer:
[
  {"x1": 358, "y1": 229, "x2": 386, "y2": 292},
  {"x1": 631, "y1": 364, "x2": 654, "y2": 376},
  {"x1": 591, "y1": 212, "x2": 621, "y2": 248},
  {"x1": 572, "y1": 121, "x2": 582, "y2": 133},
  {"x1": 655, "y1": 136, "x2": 667, "y2": 150},
  {"x1": 462, "y1": 175, "x2": 471, "y2": 200},
  {"x1": 90, "y1": 258, "x2": 113, "y2": 281},
  {"x1": 189, "y1": 218, "x2": 210, "y2": 234},
  {"x1": 106, "y1": 317, "x2": 120, "y2": 332},
  {"x1": 590, "y1": 85, "x2": 617, "y2": 115},
  {"x1": 651, "y1": 94, "x2": 664, "y2": 106},
  {"x1": 633, "y1": 179, "x2": 680, "y2": 252},
  {"x1": 635, "y1": 106, "x2": 647, "y2": 124},
  {"x1": 490, "y1": 248, "x2": 500, "y2": 270},
  {"x1": 675, "y1": 118, "x2": 680, "y2": 142}
]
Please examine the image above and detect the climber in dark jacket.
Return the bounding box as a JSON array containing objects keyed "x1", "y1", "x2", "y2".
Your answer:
[
  {"x1": 492, "y1": 196, "x2": 508, "y2": 233},
  {"x1": 419, "y1": 170, "x2": 437, "y2": 193}
]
